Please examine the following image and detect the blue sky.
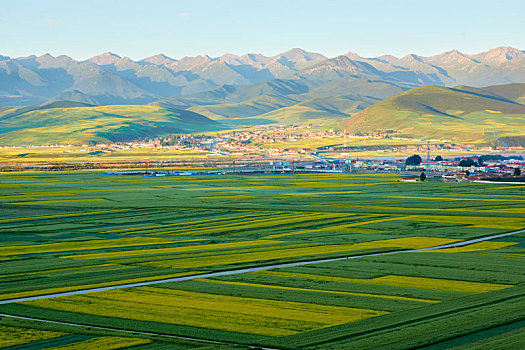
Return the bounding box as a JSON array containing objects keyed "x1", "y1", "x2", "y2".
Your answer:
[{"x1": 2, "y1": 0, "x2": 524, "y2": 60}]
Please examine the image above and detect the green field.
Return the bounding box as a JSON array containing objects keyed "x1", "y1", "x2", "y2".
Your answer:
[{"x1": 0, "y1": 172, "x2": 524, "y2": 349}]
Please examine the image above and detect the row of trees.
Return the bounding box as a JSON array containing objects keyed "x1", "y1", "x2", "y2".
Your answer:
[
  {"x1": 405, "y1": 154, "x2": 486, "y2": 167},
  {"x1": 405, "y1": 155, "x2": 444, "y2": 165}
]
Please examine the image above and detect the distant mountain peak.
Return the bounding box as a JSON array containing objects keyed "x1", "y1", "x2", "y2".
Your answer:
[
  {"x1": 38, "y1": 53, "x2": 55, "y2": 59},
  {"x1": 446, "y1": 49, "x2": 463, "y2": 55},
  {"x1": 344, "y1": 51, "x2": 363, "y2": 60},
  {"x1": 399, "y1": 53, "x2": 425, "y2": 63},
  {"x1": 220, "y1": 53, "x2": 239, "y2": 60},
  {"x1": 430, "y1": 49, "x2": 476, "y2": 66},
  {"x1": 271, "y1": 48, "x2": 326, "y2": 70},
  {"x1": 377, "y1": 55, "x2": 398, "y2": 63},
  {"x1": 281, "y1": 48, "x2": 306, "y2": 55},
  {"x1": 479, "y1": 46, "x2": 524, "y2": 64},
  {"x1": 88, "y1": 52, "x2": 121, "y2": 65},
  {"x1": 141, "y1": 54, "x2": 176, "y2": 65}
]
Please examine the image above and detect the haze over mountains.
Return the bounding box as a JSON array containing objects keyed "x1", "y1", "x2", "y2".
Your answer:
[{"x1": 1, "y1": 47, "x2": 525, "y2": 107}]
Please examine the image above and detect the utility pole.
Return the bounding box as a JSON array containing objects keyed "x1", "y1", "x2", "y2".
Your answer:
[
  {"x1": 292, "y1": 160, "x2": 295, "y2": 174},
  {"x1": 426, "y1": 140, "x2": 430, "y2": 173},
  {"x1": 232, "y1": 159, "x2": 235, "y2": 175},
  {"x1": 344, "y1": 130, "x2": 347, "y2": 148}
]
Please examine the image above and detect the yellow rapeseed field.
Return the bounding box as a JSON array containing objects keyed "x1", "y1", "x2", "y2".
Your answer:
[
  {"x1": 47, "y1": 336, "x2": 151, "y2": 349},
  {"x1": 169, "y1": 212, "x2": 346, "y2": 236},
  {"x1": 433, "y1": 241, "x2": 518, "y2": 253},
  {"x1": 263, "y1": 215, "x2": 383, "y2": 239},
  {"x1": 138, "y1": 237, "x2": 459, "y2": 269},
  {"x1": 0, "y1": 237, "x2": 194, "y2": 257},
  {"x1": 389, "y1": 195, "x2": 525, "y2": 203},
  {"x1": 0, "y1": 263, "x2": 114, "y2": 278},
  {"x1": 25, "y1": 287, "x2": 386, "y2": 336},
  {"x1": 111, "y1": 243, "x2": 312, "y2": 265},
  {"x1": 198, "y1": 278, "x2": 438, "y2": 303},
  {"x1": 0, "y1": 208, "x2": 130, "y2": 224},
  {"x1": 404, "y1": 214, "x2": 525, "y2": 229},
  {"x1": 104, "y1": 212, "x2": 272, "y2": 234},
  {"x1": 370, "y1": 275, "x2": 512, "y2": 293},
  {"x1": 476, "y1": 208, "x2": 525, "y2": 214},
  {"x1": 196, "y1": 194, "x2": 257, "y2": 199},
  {"x1": 0, "y1": 271, "x2": 207, "y2": 301},
  {"x1": 255, "y1": 271, "x2": 511, "y2": 293},
  {"x1": 0, "y1": 325, "x2": 66, "y2": 347},
  {"x1": 6, "y1": 198, "x2": 106, "y2": 205},
  {"x1": 65, "y1": 239, "x2": 284, "y2": 260}
]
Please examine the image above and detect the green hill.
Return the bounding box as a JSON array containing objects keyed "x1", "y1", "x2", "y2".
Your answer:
[
  {"x1": 465, "y1": 83, "x2": 525, "y2": 104},
  {"x1": 153, "y1": 79, "x2": 318, "y2": 109},
  {"x1": 187, "y1": 94, "x2": 306, "y2": 120},
  {"x1": 0, "y1": 103, "x2": 221, "y2": 146},
  {"x1": 342, "y1": 83, "x2": 525, "y2": 144},
  {"x1": 158, "y1": 77, "x2": 405, "y2": 126},
  {"x1": 254, "y1": 95, "x2": 379, "y2": 126}
]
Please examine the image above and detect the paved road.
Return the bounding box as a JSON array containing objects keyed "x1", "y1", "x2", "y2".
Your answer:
[{"x1": 0, "y1": 228, "x2": 523, "y2": 306}]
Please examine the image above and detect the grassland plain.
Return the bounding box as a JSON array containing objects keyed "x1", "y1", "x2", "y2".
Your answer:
[{"x1": 0, "y1": 171, "x2": 524, "y2": 349}]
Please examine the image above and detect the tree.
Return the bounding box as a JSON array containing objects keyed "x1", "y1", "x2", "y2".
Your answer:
[
  {"x1": 406, "y1": 154, "x2": 422, "y2": 165},
  {"x1": 459, "y1": 158, "x2": 477, "y2": 167},
  {"x1": 420, "y1": 172, "x2": 426, "y2": 182},
  {"x1": 477, "y1": 156, "x2": 484, "y2": 166},
  {"x1": 435, "y1": 155, "x2": 443, "y2": 161},
  {"x1": 465, "y1": 170, "x2": 471, "y2": 177},
  {"x1": 515, "y1": 167, "x2": 521, "y2": 176}
]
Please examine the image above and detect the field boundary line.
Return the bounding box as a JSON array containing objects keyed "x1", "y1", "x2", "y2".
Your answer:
[
  {"x1": 0, "y1": 313, "x2": 276, "y2": 349},
  {"x1": 0, "y1": 228, "x2": 523, "y2": 305}
]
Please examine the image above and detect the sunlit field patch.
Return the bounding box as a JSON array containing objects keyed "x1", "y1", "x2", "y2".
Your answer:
[
  {"x1": 101, "y1": 212, "x2": 277, "y2": 235},
  {"x1": 0, "y1": 263, "x2": 114, "y2": 278},
  {"x1": 196, "y1": 194, "x2": 257, "y2": 199},
  {"x1": 198, "y1": 278, "x2": 439, "y2": 303},
  {"x1": 137, "y1": 237, "x2": 459, "y2": 269},
  {"x1": 0, "y1": 237, "x2": 196, "y2": 257},
  {"x1": 6, "y1": 198, "x2": 106, "y2": 205},
  {"x1": 0, "y1": 208, "x2": 130, "y2": 223},
  {"x1": 63, "y1": 239, "x2": 284, "y2": 260},
  {"x1": 253, "y1": 271, "x2": 512, "y2": 293},
  {"x1": 161, "y1": 212, "x2": 348, "y2": 236},
  {"x1": 404, "y1": 214, "x2": 525, "y2": 229},
  {"x1": 24, "y1": 287, "x2": 387, "y2": 336},
  {"x1": 433, "y1": 241, "x2": 518, "y2": 253},
  {"x1": 48, "y1": 336, "x2": 152, "y2": 349},
  {"x1": 0, "y1": 271, "x2": 207, "y2": 301},
  {"x1": 0, "y1": 325, "x2": 66, "y2": 348},
  {"x1": 366, "y1": 275, "x2": 512, "y2": 293}
]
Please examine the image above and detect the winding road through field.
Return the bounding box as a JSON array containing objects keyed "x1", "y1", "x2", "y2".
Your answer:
[
  {"x1": 1, "y1": 228, "x2": 523, "y2": 305},
  {"x1": 0, "y1": 228, "x2": 523, "y2": 348}
]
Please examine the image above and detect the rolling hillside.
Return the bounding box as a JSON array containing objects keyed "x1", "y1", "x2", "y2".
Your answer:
[
  {"x1": 0, "y1": 103, "x2": 220, "y2": 146},
  {"x1": 342, "y1": 83, "x2": 525, "y2": 145},
  {"x1": 154, "y1": 77, "x2": 407, "y2": 125}
]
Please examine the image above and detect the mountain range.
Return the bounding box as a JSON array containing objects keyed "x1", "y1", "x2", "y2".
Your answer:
[{"x1": 1, "y1": 47, "x2": 525, "y2": 107}]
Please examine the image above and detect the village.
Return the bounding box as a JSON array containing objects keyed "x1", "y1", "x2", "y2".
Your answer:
[{"x1": 1, "y1": 125, "x2": 524, "y2": 181}]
